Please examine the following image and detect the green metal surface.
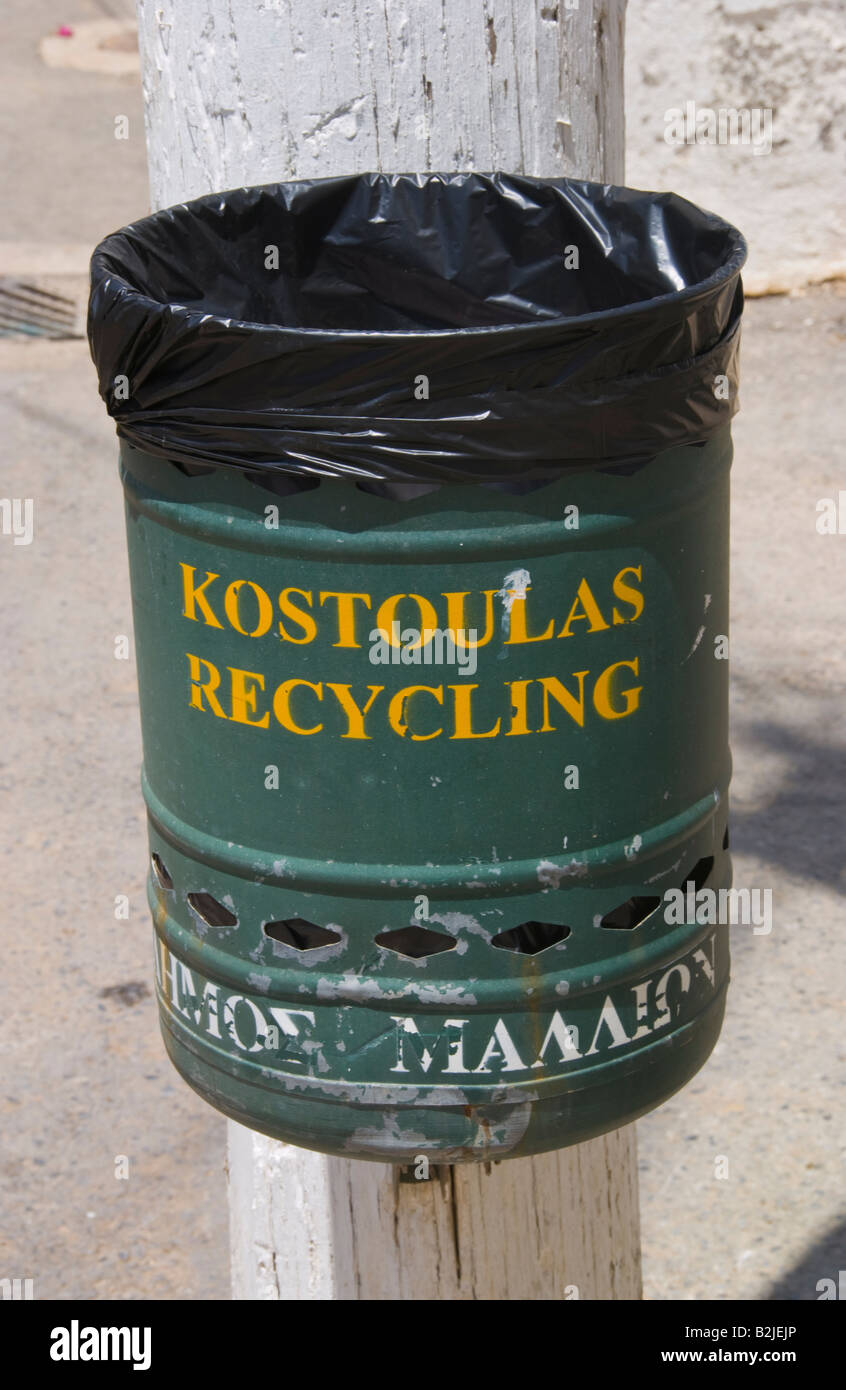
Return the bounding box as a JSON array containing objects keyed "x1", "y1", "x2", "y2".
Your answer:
[{"x1": 122, "y1": 430, "x2": 733, "y2": 1162}]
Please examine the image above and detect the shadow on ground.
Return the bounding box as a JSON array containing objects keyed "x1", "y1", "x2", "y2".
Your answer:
[
  {"x1": 765, "y1": 1218, "x2": 846, "y2": 1300},
  {"x1": 730, "y1": 719, "x2": 845, "y2": 895}
]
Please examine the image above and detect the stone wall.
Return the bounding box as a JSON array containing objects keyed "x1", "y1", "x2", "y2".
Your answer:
[{"x1": 625, "y1": 0, "x2": 845, "y2": 290}]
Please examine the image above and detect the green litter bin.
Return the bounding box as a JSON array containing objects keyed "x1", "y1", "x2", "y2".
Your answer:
[{"x1": 89, "y1": 172, "x2": 746, "y2": 1162}]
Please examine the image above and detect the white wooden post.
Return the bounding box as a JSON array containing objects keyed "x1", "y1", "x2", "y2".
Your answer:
[{"x1": 135, "y1": 0, "x2": 638, "y2": 1301}]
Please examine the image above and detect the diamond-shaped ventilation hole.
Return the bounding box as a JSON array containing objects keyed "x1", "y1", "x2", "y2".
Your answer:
[
  {"x1": 263, "y1": 918, "x2": 341, "y2": 950},
  {"x1": 187, "y1": 892, "x2": 237, "y2": 928},
  {"x1": 599, "y1": 896, "x2": 661, "y2": 931},
  {"x1": 375, "y1": 926, "x2": 455, "y2": 959},
  {"x1": 722, "y1": 826, "x2": 730, "y2": 850},
  {"x1": 491, "y1": 921, "x2": 571, "y2": 954},
  {"x1": 151, "y1": 853, "x2": 173, "y2": 891},
  {"x1": 681, "y1": 856, "x2": 714, "y2": 893}
]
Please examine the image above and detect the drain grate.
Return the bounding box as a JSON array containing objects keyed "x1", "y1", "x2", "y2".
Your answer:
[{"x1": 0, "y1": 277, "x2": 81, "y2": 339}]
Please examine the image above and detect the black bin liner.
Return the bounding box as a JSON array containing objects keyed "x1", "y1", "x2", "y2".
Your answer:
[{"x1": 88, "y1": 171, "x2": 746, "y2": 487}]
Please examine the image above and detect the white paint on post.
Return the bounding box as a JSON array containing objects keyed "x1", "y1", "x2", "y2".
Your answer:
[
  {"x1": 134, "y1": 0, "x2": 636, "y2": 1301},
  {"x1": 229, "y1": 1121, "x2": 640, "y2": 1300},
  {"x1": 136, "y1": 0, "x2": 625, "y2": 210}
]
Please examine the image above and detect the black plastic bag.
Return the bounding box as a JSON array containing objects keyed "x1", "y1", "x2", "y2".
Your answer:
[{"x1": 88, "y1": 172, "x2": 746, "y2": 486}]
